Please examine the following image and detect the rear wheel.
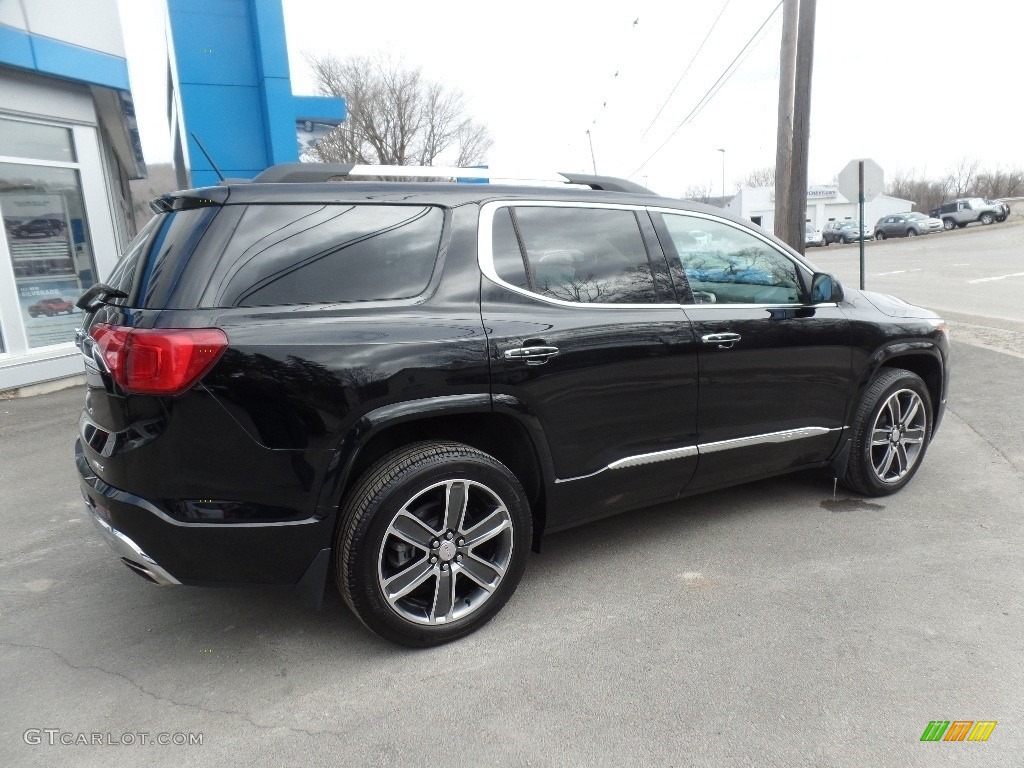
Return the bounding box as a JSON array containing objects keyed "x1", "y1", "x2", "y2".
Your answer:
[
  {"x1": 336, "y1": 441, "x2": 532, "y2": 647},
  {"x1": 842, "y1": 368, "x2": 932, "y2": 496},
  {"x1": 943, "y1": 218, "x2": 956, "y2": 230}
]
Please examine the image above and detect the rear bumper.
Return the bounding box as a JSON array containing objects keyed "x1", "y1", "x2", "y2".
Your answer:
[
  {"x1": 86, "y1": 497, "x2": 181, "y2": 585},
  {"x1": 76, "y1": 440, "x2": 333, "y2": 586}
]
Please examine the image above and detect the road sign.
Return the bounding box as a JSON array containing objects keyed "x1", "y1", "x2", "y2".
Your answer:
[{"x1": 837, "y1": 158, "x2": 883, "y2": 202}]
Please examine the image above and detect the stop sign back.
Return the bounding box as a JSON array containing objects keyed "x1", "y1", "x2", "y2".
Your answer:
[{"x1": 837, "y1": 158, "x2": 884, "y2": 202}]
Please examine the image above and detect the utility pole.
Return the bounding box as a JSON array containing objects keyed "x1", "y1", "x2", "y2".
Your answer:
[
  {"x1": 785, "y1": 0, "x2": 817, "y2": 255},
  {"x1": 717, "y1": 148, "x2": 726, "y2": 197},
  {"x1": 774, "y1": 0, "x2": 798, "y2": 242}
]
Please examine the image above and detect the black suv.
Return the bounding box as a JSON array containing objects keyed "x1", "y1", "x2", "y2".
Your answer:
[{"x1": 75, "y1": 164, "x2": 950, "y2": 646}]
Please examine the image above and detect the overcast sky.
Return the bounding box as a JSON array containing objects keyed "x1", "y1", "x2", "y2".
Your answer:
[{"x1": 118, "y1": 0, "x2": 1024, "y2": 197}]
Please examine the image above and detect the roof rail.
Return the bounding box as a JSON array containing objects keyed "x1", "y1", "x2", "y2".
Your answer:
[{"x1": 248, "y1": 163, "x2": 653, "y2": 194}]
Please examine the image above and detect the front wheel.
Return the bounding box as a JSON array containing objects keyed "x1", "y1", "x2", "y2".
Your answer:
[
  {"x1": 907, "y1": 228, "x2": 918, "y2": 237},
  {"x1": 980, "y1": 212, "x2": 995, "y2": 225},
  {"x1": 336, "y1": 441, "x2": 532, "y2": 647},
  {"x1": 842, "y1": 368, "x2": 933, "y2": 496},
  {"x1": 875, "y1": 231, "x2": 886, "y2": 240}
]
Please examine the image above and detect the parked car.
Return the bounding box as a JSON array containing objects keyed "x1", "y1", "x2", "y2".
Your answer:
[
  {"x1": 12, "y1": 217, "x2": 65, "y2": 238},
  {"x1": 928, "y1": 198, "x2": 1003, "y2": 230},
  {"x1": 805, "y1": 224, "x2": 824, "y2": 247},
  {"x1": 874, "y1": 212, "x2": 944, "y2": 239},
  {"x1": 27, "y1": 297, "x2": 75, "y2": 317},
  {"x1": 822, "y1": 220, "x2": 871, "y2": 244},
  {"x1": 984, "y1": 199, "x2": 1010, "y2": 222},
  {"x1": 75, "y1": 164, "x2": 949, "y2": 647}
]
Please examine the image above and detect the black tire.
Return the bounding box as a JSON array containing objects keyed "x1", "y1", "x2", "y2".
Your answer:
[
  {"x1": 842, "y1": 368, "x2": 933, "y2": 497},
  {"x1": 943, "y1": 218, "x2": 956, "y2": 231},
  {"x1": 980, "y1": 212, "x2": 994, "y2": 225},
  {"x1": 875, "y1": 231, "x2": 885, "y2": 240},
  {"x1": 336, "y1": 440, "x2": 531, "y2": 647},
  {"x1": 907, "y1": 228, "x2": 918, "y2": 237}
]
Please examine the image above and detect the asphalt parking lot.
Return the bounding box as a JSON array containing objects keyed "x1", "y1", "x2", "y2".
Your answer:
[{"x1": 2, "y1": 228, "x2": 1023, "y2": 767}]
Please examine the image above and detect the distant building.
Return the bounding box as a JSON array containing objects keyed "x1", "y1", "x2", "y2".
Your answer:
[
  {"x1": 727, "y1": 184, "x2": 912, "y2": 231},
  {"x1": 0, "y1": 0, "x2": 145, "y2": 392}
]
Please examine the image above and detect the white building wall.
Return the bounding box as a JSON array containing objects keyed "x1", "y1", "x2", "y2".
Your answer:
[{"x1": 726, "y1": 185, "x2": 912, "y2": 233}]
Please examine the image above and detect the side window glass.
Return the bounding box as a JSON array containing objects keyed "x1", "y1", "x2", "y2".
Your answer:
[
  {"x1": 511, "y1": 207, "x2": 658, "y2": 304},
  {"x1": 491, "y1": 207, "x2": 529, "y2": 290},
  {"x1": 659, "y1": 214, "x2": 803, "y2": 305}
]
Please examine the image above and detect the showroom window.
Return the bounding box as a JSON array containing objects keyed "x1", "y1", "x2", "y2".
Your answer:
[{"x1": 0, "y1": 117, "x2": 99, "y2": 350}]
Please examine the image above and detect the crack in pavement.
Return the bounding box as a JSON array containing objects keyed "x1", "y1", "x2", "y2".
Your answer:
[
  {"x1": 0, "y1": 640, "x2": 338, "y2": 739},
  {"x1": 944, "y1": 407, "x2": 1024, "y2": 478}
]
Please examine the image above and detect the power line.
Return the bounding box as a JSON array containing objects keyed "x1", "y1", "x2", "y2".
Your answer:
[
  {"x1": 631, "y1": 0, "x2": 784, "y2": 177},
  {"x1": 640, "y1": 0, "x2": 733, "y2": 139}
]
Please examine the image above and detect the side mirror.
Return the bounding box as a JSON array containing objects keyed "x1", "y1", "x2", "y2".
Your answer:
[{"x1": 810, "y1": 272, "x2": 843, "y2": 304}]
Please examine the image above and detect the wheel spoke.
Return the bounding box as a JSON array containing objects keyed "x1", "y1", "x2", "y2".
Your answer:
[
  {"x1": 902, "y1": 397, "x2": 921, "y2": 426},
  {"x1": 462, "y1": 508, "x2": 510, "y2": 548},
  {"x1": 388, "y1": 511, "x2": 437, "y2": 550},
  {"x1": 459, "y1": 554, "x2": 504, "y2": 592},
  {"x1": 895, "y1": 443, "x2": 909, "y2": 476},
  {"x1": 902, "y1": 428, "x2": 926, "y2": 444},
  {"x1": 443, "y1": 481, "x2": 469, "y2": 533},
  {"x1": 431, "y1": 567, "x2": 455, "y2": 623},
  {"x1": 383, "y1": 559, "x2": 435, "y2": 603},
  {"x1": 885, "y1": 398, "x2": 899, "y2": 428},
  {"x1": 876, "y1": 445, "x2": 896, "y2": 478},
  {"x1": 871, "y1": 429, "x2": 890, "y2": 446}
]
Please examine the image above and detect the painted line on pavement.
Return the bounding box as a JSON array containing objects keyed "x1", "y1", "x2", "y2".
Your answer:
[
  {"x1": 968, "y1": 271, "x2": 1024, "y2": 284},
  {"x1": 871, "y1": 269, "x2": 923, "y2": 276}
]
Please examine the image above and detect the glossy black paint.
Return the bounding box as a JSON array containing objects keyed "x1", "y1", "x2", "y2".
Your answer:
[{"x1": 75, "y1": 183, "x2": 949, "y2": 592}]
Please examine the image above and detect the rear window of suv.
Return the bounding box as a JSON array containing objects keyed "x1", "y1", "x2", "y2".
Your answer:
[
  {"x1": 106, "y1": 204, "x2": 445, "y2": 309},
  {"x1": 205, "y1": 204, "x2": 444, "y2": 307}
]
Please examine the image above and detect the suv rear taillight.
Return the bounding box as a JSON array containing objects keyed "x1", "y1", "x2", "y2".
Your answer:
[{"x1": 90, "y1": 324, "x2": 228, "y2": 396}]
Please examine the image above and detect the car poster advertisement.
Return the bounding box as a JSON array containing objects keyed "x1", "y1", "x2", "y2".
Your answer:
[
  {"x1": 1, "y1": 193, "x2": 81, "y2": 348},
  {"x1": 16, "y1": 278, "x2": 81, "y2": 347}
]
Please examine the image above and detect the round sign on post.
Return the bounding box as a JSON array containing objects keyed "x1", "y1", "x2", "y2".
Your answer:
[{"x1": 837, "y1": 158, "x2": 883, "y2": 202}]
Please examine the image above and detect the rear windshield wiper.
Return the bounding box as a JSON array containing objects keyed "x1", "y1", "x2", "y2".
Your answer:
[{"x1": 77, "y1": 283, "x2": 128, "y2": 311}]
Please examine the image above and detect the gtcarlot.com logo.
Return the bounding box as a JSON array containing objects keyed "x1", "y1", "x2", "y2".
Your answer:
[{"x1": 24, "y1": 729, "x2": 203, "y2": 746}]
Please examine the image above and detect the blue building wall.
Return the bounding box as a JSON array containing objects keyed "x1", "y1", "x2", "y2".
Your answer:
[{"x1": 167, "y1": 0, "x2": 345, "y2": 188}]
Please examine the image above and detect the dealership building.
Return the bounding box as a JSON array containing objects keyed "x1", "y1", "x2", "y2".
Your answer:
[
  {"x1": 0, "y1": 0, "x2": 144, "y2": 393},
  {"x1": 726, "y1": 183, "x2": 913, "y2": 232}
]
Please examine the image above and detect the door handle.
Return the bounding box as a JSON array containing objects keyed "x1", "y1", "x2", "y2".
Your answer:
[
  {"x1": 701, "y1": 332, "x2": 742, "y2": 349},
  {"x1": 503, "y1": 346, "x2": 560, "y2": 365}
]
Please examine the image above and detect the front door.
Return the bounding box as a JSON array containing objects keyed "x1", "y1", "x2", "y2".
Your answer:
[{"x1": 653, "y1": 210, "x2": 851, "y2": 491}]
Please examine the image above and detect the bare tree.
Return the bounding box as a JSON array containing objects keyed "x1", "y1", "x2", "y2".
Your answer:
[
  {"x1": 683, "y1": 183, "x2": 714, "y2": 204},
  {"x1": 946, "y1": 157, "x2": 981, "y2": 198},
  {"x1": 737, "y1": 166, "x2": 776, "y2": 190},
  {"x1": 304, "y1": 52, "x2": 493, "y2": 167}
]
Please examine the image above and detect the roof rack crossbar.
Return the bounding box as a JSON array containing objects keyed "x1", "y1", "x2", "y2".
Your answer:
[{"x1": 249, "y1": 163, "x2": 652, "y2": 193}]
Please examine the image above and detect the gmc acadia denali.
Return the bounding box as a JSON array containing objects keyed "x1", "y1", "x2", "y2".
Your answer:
[{"x1": 75, "y1": 164, "x2": 950, "y2": 646}]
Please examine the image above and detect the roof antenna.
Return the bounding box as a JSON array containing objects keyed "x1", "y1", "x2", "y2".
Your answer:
[{"x1": 189, "y1": 132, "x2": 225, "y2": 182}]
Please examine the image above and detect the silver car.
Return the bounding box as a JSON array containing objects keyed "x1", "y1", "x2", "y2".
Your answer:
[{"x1": 874, "y1": 212, "x2": 943, "y2": 239}]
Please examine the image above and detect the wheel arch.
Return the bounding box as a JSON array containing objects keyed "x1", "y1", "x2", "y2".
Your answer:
[
  {"x1": 856, "y1": 345, "x2": 944, "y2": 426},
  {"x1": 316, "y1": 394, "x2": 555, "y2": 553}
]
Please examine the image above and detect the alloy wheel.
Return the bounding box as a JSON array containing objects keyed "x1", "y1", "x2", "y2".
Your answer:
[
  {"x1": 870, "y1": 389, "x2": 927, "y2": 484},
  {"x1": 377, "y1": 479, "x2": 514, "y2": 625}
]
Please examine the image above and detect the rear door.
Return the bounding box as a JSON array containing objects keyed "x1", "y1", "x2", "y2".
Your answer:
[
  {"x1": 479, "y1": 201, "x2": 699, "y2": 525},
  {"x1": 652, "y1": 209, "x2": 851, "y2": 491}
]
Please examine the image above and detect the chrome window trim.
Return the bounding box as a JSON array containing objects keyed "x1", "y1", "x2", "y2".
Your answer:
[
  {"x1": 555, "y1": 426, "x2": 845, "y2": 483},
  {"x1": 478, "y1": 201, "x2": 833, "y2": 310}
]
